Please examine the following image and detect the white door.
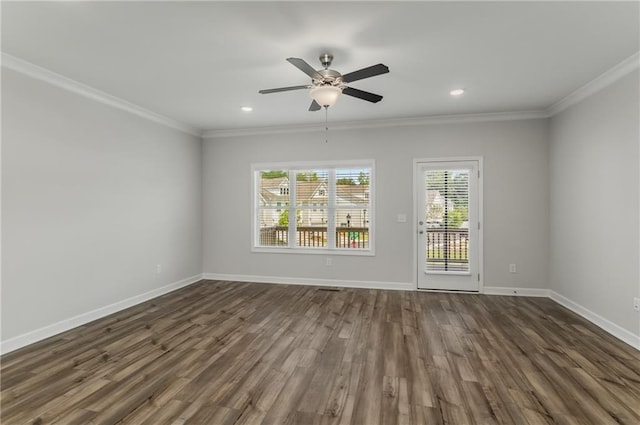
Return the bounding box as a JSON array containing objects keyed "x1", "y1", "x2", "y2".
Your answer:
[{"x1": 416, "y1": 160, "x2": 480, "y2": 291}]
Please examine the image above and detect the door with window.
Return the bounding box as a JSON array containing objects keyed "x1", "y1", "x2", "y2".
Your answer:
[{"x1": 416, "y1": 160, "x2": 480, "y2": 291}]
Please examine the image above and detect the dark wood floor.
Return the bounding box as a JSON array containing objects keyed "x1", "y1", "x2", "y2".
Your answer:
[{"x1": 2, "y1": 280, "x2": 639, "y2": 425}]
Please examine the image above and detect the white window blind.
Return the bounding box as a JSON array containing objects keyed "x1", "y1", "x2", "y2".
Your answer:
[
  {"x1": 254, "y1": 161, "x2": 374, "y2": 254},
  {"x1": 425, "y1": 169, "x2": 470, "y2": 271}
]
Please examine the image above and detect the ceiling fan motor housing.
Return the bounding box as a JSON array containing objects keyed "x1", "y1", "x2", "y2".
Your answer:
[{"x1": 315, "y1": 69, "x2": 343, "y2": 86}]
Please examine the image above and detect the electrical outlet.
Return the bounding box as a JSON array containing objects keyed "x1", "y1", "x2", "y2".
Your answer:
[
  {"x1": 156, "y1": 264, "x2": 162, "y2": 274},
  {"x1": 325, "y1": 257, "x2": 332, "y2": 266},
  {"x1": 633, "y1": 297, "x2": 640, "y2": 312},
  {"x1": 509, "y1": 264, "x2": 517, "y2": 273}
]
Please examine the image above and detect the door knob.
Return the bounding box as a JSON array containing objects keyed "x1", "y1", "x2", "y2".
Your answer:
[{"x1": 419, "y1": 230, "x2": 424, "y2": 234}]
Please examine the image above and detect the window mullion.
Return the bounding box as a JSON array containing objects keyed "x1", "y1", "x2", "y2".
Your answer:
[
  {"x1": 327, "y1": 169, "x2": 336, "y2": 248},
  {"x1": 254, "y1": 170, "x2": 259, "y2": 247},
  {"x1": 288, "y1": 170, "x2": 296, "y2": 248}
]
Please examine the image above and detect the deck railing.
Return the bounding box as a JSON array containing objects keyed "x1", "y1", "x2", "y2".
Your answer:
[
  {"x1": 259, "y1": 226, "x2": 467, "y2": 266},
  {"x1": 259, "y1": 226, "x2": 369, "y2": 249},
  {"x1": 426, "y1": 227, "x2": 469, "y2": 271}
]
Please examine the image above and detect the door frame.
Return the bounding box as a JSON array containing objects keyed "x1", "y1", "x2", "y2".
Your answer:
[{"x1": 413, "y1": 156, "x2": 484, "y2": 292}]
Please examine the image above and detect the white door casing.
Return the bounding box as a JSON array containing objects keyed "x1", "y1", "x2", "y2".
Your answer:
[{"x1": 415, "y1": 159, "x2": 481, "y2": 291}]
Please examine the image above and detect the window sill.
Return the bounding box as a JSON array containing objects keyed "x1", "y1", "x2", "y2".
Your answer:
[
  {"x1": 252, "y1": 247, "x2": 375, "y2": 256},
  {"x1": 423, "y1": 270, "x2": 471, "y2": 276}
]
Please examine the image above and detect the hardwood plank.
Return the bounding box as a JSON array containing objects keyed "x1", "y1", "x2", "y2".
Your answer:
[{"x1": 1, "y1": 280, "x2": 638, "y2": 425}]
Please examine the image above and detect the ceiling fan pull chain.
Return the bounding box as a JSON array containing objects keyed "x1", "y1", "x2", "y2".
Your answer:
[{"x1": 325, "y1": 106, "x2": 329, "y2": 143}]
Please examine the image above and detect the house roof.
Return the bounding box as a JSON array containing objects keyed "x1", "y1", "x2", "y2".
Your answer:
[{"x1": 259, "y1": 177, "x2": 368, "y2": 206}]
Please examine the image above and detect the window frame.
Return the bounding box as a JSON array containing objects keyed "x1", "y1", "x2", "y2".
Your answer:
[{"x1": 252, "y1": 159, "x2": 375, "y2": 256}]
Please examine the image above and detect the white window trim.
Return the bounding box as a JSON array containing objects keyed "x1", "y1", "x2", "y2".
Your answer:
[{"x1": 251, "y1": 159, "x2": 375, "y2": 256}]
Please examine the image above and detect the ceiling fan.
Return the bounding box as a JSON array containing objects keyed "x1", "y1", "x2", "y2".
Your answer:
[{"x1": 259, "y1": 53, "x2": 390, "y2": 111}]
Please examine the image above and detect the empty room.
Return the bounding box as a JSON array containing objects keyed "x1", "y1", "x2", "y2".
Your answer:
[{"x1": 1, "y1": 1, "x2": 639, "y2": 424}]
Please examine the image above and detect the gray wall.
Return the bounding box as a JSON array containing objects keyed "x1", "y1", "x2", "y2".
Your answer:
[
  {"x1": 549, "y1": 70, "x2": 640, "y2": 337},
  {"x1": 203, "y1": 119, "x2": 550, "y2": 289},
  {"x1": 5, "y1": 58, "x2": 636, "y2": 350},
  {"x1": 1, "y1": 69, "x2": 203, "y2": 340}
]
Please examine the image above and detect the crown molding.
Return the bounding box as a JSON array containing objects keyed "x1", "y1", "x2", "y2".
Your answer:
[
  {"x1": 6, "y1": 48, "x2": 636, "y2": 139},
  {"x1": 546, "y1": 51, "x2": 640, "y2": 116},
  {"x1": 202, "y1": 110, "x2": 549, "y2": 139},
  {"x1": 1, "y1": 52, "x2": 202, "y2": 137}
]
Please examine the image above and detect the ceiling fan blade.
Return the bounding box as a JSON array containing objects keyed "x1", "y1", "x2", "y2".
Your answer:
[
  {"x1": 309, "y1": 100, "x2": 321, "y2": 111},
  {"x1": 341, "y1": 63, "x2": 389, "y2": 83},
  {"x1": 287, "y1": 57, "x2": 323, "y2": 80},
  {"x1": 342, "y1": 87, "x2": 383, "y2": 103},
  {"x1": 259, "y1": 85, "x2": 310, "y2": 94}
]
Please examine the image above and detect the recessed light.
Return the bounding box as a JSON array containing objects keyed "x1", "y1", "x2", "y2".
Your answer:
[
  {"x1": 450, "y1": 89, "x2": 465, "y2": 96},
  {"x1": 241, "y1": 106, "x2": 253, "y2": 112}
]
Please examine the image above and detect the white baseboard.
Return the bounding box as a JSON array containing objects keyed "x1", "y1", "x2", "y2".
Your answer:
[
  {"x1": 549, "y1": 291, "x2": 640, "y2": 350},
  {"x1": 4, "y1": 275, "x2": 637, "y2": 354},
  {"x1": 0, "y1": 274, "x2": 204, "y2": 355},
  {"x1": 203, "y1": 277, "x2": 638, "y2": 350},
  {"x1": 483, "y1": 286, "x2": 550, "y2": 297},
  {"x1": 202, "y1": 273, "x2": 415, "y2": 292}
]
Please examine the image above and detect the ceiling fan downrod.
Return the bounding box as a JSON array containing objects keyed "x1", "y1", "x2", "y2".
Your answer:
[{"x1": 319, "y1": 53, "x2": 333, "y2": 69}]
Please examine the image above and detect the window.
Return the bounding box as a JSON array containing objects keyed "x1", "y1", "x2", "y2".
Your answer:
[
  {"x1": 253, "y1": 160, "x2": 374, "y2": 254},
  {"x1": 425, "y1": 168, "x2": 470, "y2": 272}
]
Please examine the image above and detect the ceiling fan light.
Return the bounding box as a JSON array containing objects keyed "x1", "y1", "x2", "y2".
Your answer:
[{"x1": 310, "y1": 86, "x2": 342, "y2": 107}]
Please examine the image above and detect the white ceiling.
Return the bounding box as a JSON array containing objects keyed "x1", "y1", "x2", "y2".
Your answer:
[{"x1": 2, "y1": 1, "x2": 639, "y2": 133}]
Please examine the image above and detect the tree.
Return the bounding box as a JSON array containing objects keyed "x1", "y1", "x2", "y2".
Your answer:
[
  {"x1": 446, "y1": 206, "x2": 468, "y2": 228},
  {"x1": 261, "y1": 170, "x2": 287, "y2": 179},
  {"x1": 337, "y1": 177, "x2": 356, "y2": 185},
  {"x1": 296, "y1": 172, "x2": 319, "y2": 182},
  {"x1": 358, "y1": 172, "x2": 369, "y2": 185},
  {"x1": 426, "y1": 171, "x2": 469, "y2": 210},
  {"x1": 426, "y1": 171, "x2": 445, "y2": 189},
  {"x1": 450, "y1": 173, "x2": 469, "y2": 207},
  {"x1": 278, "y1": 209, "x2": 301, "y2": 226},
  {"x1": 278, "y1": 209, "x2": 289, "y2": 226}
]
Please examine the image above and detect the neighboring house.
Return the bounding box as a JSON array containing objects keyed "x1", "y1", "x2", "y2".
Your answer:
[
  {"x1": 426, "y1": 189, "x2": 459, "y2": 226},
  {"x1": 258, "y1": 177, "x2": 290, "y2": 226},
  {"x1": 259, "y1": 177, "x2": 369, "y2": 228},
  {"x1": 426, "y1": 190, "x2": 445, "y2": 225}
]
